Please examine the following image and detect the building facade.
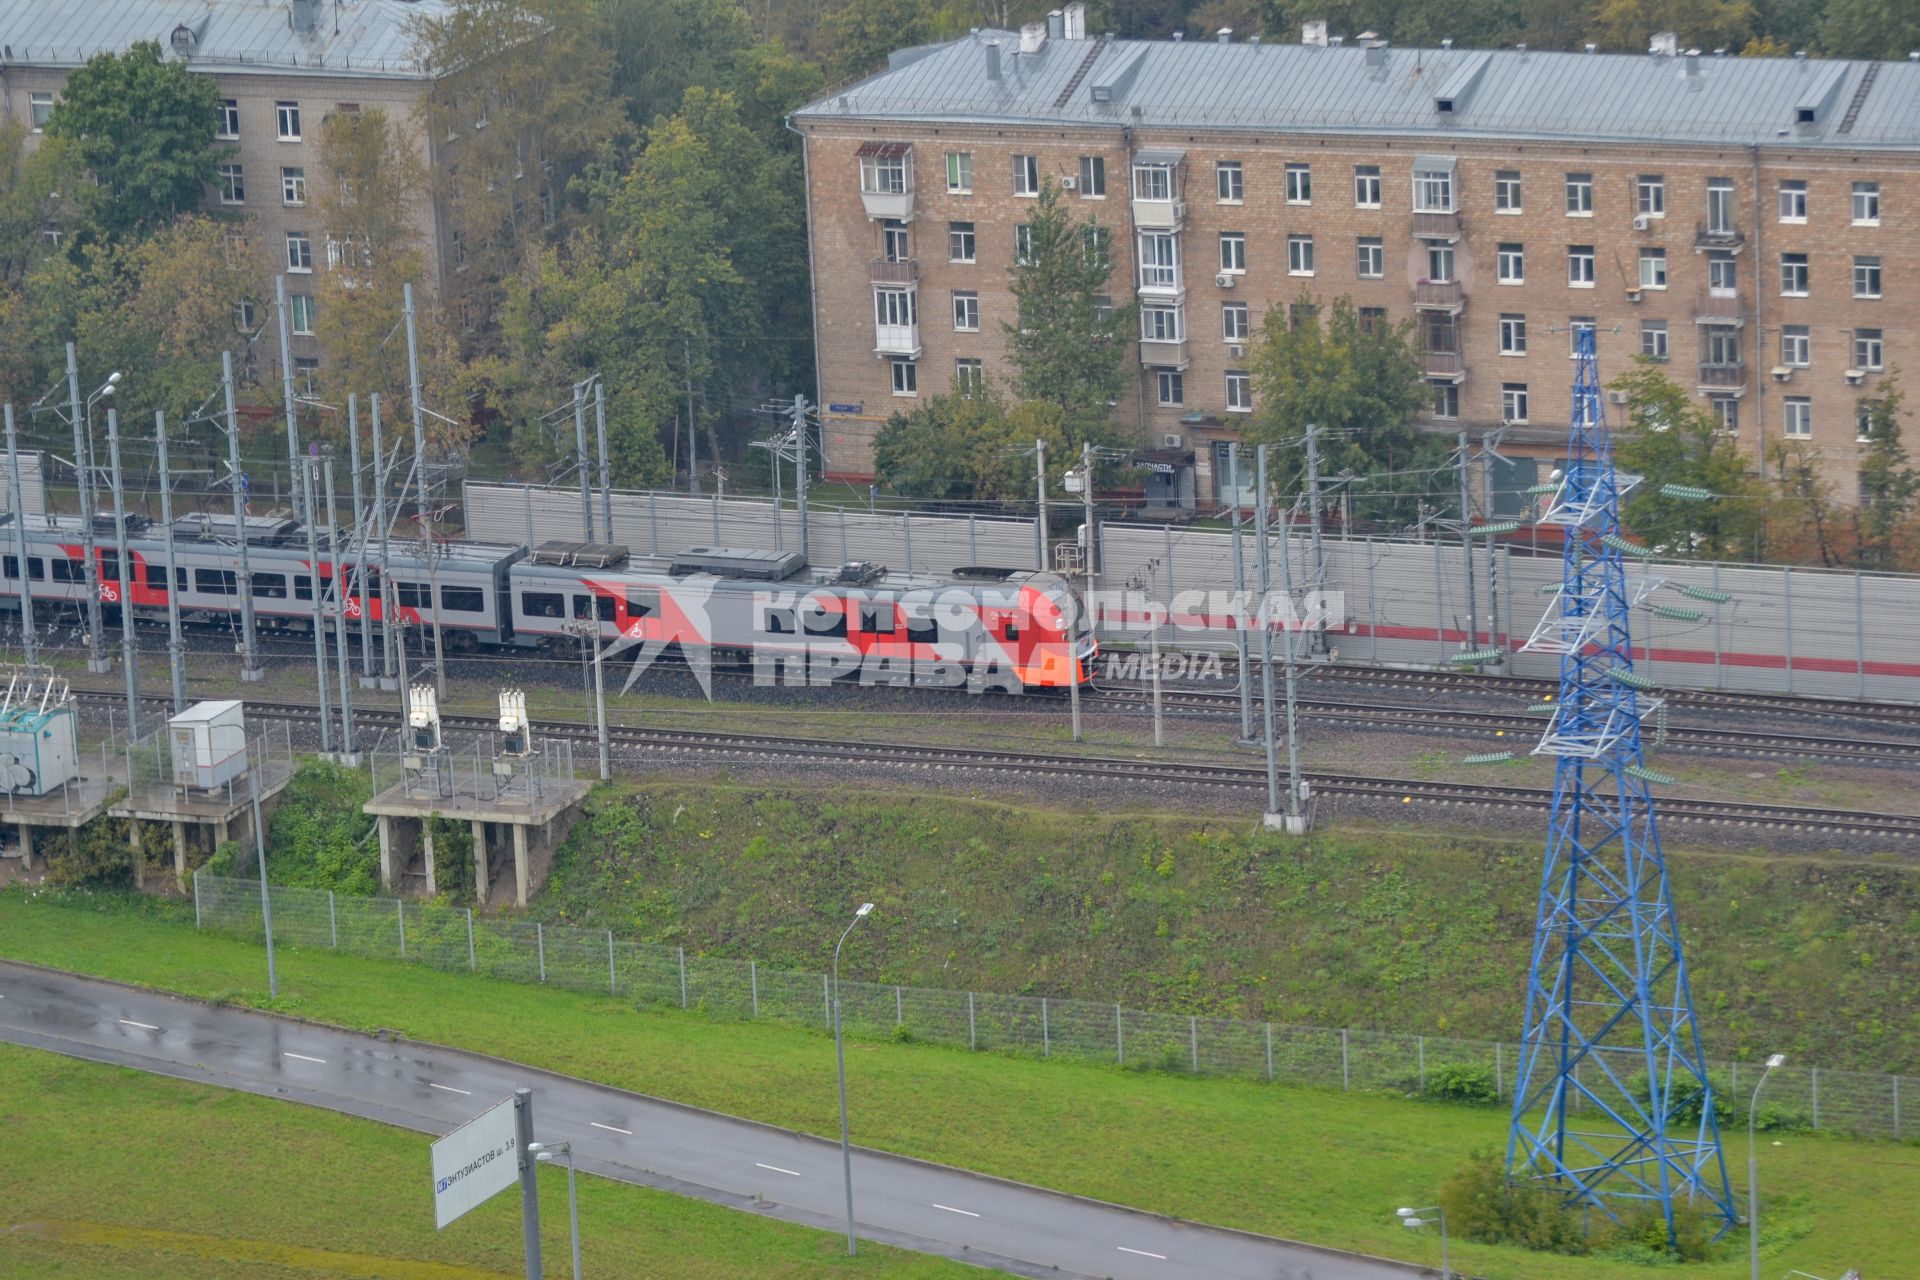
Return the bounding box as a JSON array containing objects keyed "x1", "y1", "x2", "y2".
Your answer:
[
  {"x1": 794, "y1": 21, "x2": 1920, "y2": 505},
  {"x1": 0, "y1": 0, "x2": 452, "y2": 393}
]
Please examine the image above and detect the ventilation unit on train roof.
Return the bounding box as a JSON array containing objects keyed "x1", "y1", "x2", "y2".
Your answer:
[
  {"x1": 667, "y1": 546, "x2": 807, "y2": 581},
  {"x1": 530, "y1": 539, "x2": 630, "y2": 567},
  {"x1": 170, "y1": 512, "x2": 303, "y2": 545}
]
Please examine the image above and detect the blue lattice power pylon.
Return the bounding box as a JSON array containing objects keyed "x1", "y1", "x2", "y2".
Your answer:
[{"x1": 1505, "y1": 328, "x2": 1737, "y2": 1243}]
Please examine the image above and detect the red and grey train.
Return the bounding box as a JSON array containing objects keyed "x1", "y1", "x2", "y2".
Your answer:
[{"x1": 0, "y1": 514, "x2": 1096, "y2": 688}]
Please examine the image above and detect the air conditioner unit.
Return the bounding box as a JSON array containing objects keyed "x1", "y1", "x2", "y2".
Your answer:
[
  {"x1": 1060, "y1": 175, "x2": 1078, "y2": 190},
  {"x1": 1163, "y1": 433, "x2": 1182, "y2": 447},
  {"x1": 1227, "y1": 344, "x2": 1245, "y2": 359},
  {"x1": 1171, "y1": 201, "x2": 1188, "y2": 222},
  {"x1": 1607, "y1": 390, "x2": 1630, "y2": 405},
  {"x1": 1844, "y1": 368, "x2": 1866, "y2": 385},
  {"x1": 1771, "y1": 366, "x2": 1794, "y2": 382},
  {"x1": 1632, "y1": 214, "x2": 1652, "y2": 230},
  {"x1": 1215, "y1": 272, "x2": 1236, "y2": 288}
]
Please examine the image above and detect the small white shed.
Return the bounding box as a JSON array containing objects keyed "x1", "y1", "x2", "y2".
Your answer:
[{"x1": 169, "y1": 700, "x2": 249, "y2": 790}]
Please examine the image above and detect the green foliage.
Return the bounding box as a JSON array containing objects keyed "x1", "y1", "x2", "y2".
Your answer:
[
  {"x1": 260, "y1": 760, "x2": 378, "y2": 895},
  {"x1": 1611, "y1": 358, "x2": 1766, "y2": 558},
  {"x1": 1851, "y1": 372, "x2": 1918, "y2": 571},
  {"x1": 44, "y1": 41, "x2": 222, "y2": 243},
  {"x1": 822, "y1": 0, "x2": 940, "y2": 80},
  {"x1": 427, "y1": 816, "x2": 477, "y2": 901},
  {"x1": 1820, "y1": 0, "x2": 1920, "y2": 59},
  {"x1": 1422, "y1": 1063, "x2": 1499, "y2": 1105},
  {"x1": 43, "y1": 816, "x2": 136, "y2": 890},
  {"x1": 1001, "y1": 180, "x2": 1135, "y2": 451},
  {"x1": 874, "y1": 385, "x2": 1067, "y2": 503},
  {"x1": 1440, "y1": 1151, "x2": 1591, "y2": 1255},
  {"x1": 1628, "y1": 1068, "x2": 1803, "y2": 1132}
]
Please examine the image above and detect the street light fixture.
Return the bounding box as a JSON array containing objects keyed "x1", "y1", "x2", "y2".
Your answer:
[
  {"x1": 529, "y1": 1141, "x2": 582, "y2": 1280},
  {"x1": 1397, "y1": 1205, "x2": 1449, "y2": 1280},
  {"x1": 1749, "y1": 1052, "x2": 1787, "y2": 1280},
  {"x1": 833, "y1": 901, "x2": 876, "y2": 1257}
]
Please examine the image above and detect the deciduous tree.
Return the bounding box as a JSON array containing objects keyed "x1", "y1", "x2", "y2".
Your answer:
[
  {"x1": 874, "y1": 386, "x2": 1067, "y2": 503},
  {"x1": 1851, "y1": 373, "x2": 1919, "y2": 570},
  {"x1": 1610, "y1": 358, "x2": 1764, "y2": 557}
]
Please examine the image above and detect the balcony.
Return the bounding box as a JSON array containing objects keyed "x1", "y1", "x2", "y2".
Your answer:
[
  {"x1": 1411, "y1": 210, "x2": 1462, "y2": 241},
  {"x1": 1137, "y1": 267, "x2": 1184, "y2": 298},
  {"x1": 1132, "y1": 198, "x2": 1186, "y2": 230},
  {"x1": 1139, "y1": 337, "x2": 1188, "y2": 369},
  {"x1": 1694, "y1": 221, "x2": 1745, "y2": 252},
  {"x1": 1423, "y1": 349, "x2": 1465, "y2": 382},
  {"x1": 1697, "y1": 362, "x2": 1747, "y2": 391},
  {"x1": 874, "y1": 323, "x2": 921, "y2": 358},
  {"x1": 857, "y1": 142, "x2": 914, "y2": 222},
  {"x1": 1413, "y1": 279, "x2": 1465, "y2": 312},
  {"x1": 1694, "y1": 291, "x2": 1747, "y2": 325},
  {"x1": 868, "y1": 257, "x2": 919, "y2": 285}
]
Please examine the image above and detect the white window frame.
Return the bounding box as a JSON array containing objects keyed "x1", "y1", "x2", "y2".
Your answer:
[
  {"x1": 1567, "y1": 245, "x2": 1595, "y2": 288},
  {"x1": 1216, "y1": 161, "x2": 1243, "y2": 203},
  {"x1": 861, "y1": 154, "x2": 908, "y2": 196},
  {"x1": 1565, "y1": 172, "x2": 1593, "y2": 216},
  {"x1": 1640, "y1": 321, "x2": 1669, "y2": 360},
  {"x1": 1778, "y1": 179, "x2": 1807, "y2": 223},
  {"x1": 1287, "y1": 234, "x2": 1315, "y2": 276},
  {"x1": 1854, "y1": 328, "x2": 1884, "y2": 372},
  {"x1": 952, "y1": 291, "x2": 979, "y2": 332},
  {"x1": 889, "y1": 357, "x2": 917, "y2": 396},
  {"x1": 1496, "y1": 243, "x2": 1524, "y2": 284},
  {"x1": 217, "y1": 163, "x2": 245, "y2": 205},
  {"x1": 1494, "y1": 170, "x2": 1522, "y2": 213},
  {"x1": 281, "y1": 166, "x2": 306, "y2": 207},
  {"x1": 1706, "y1": 178, "x2": 1736, "y2": 234},
  {"x1": 946, "y1": 151, "x2": 972, "y2": 194},
  {"x1": 29, "y1": 91, "x2": 54, "y2": 131},
  {"x1": 285, "y1": 230, "x2": 313, "y2": 273},
  {"x1": 1078, "y1": 155, "x2": 1106, "y2": 197},
  {"x1": 1852, "y1": 181, "x2": 1880, "y2": 226},
  {"x1": 1131, "y1": 163, "x2": 1173, "y2": 202},
  {"x1": 948, "y1": 221, "x2": 975, "y2": 263},
  {"x1": 873, "y1": 287, "x2": 917, "y2": 329},
  {"x1": 1222, "y1": 302, "x2": 1250, "y2": 342},
  {"x1": 880, "y1": 219, "x2": 910, "y2": 263},
  {"x1": 1568, "y1": 318, "x2": 1595, "y2": 357},
  {"x1": 1708, "y1": 254, "x2": 1738, "y2": 293},
  {"x1": 1353, "y1": 165, "x2": 1381, "y2": 209},
  {"x1": 1501, "y1": 382, "x2": 1529, "y2": 424},
  {"x1": 1713, "y1": 397, "x2": 1739, "y2": 436},
  {"x1": 1636, "y1": 174, "x2": 1665, "y2": 217},
  {"x1": 1431, "y1": 380, "x2": 1460, "y2": 419},
  {"x1": 289, "y1": 293, "x2": 317, "y2": 336},
  {"x1": 1225, "y1": 371, "x2": 1252, "y2": 413},
  {"x1": 217, "y1": 98, "x2": 240, "y2": 139},
  {"x1": 955, "y1": 358, "x2": 984, "y2": 394},
  {"x1": 1356, "y1": 237, "x2": 1384, "y2": 280},
  {"x1": 1138, "y1": 230, "x2": 1179, "y2": 291},
  {"x1": 1013, "y1": 154, "x2": 1040, "y2": 197},
  {"x1": 1780, "y1": 253, "x2": 1809, "y2": 297},
  {"x1": 1498, "y1": 314, "x2": 1527, "y2": 356},
  {"x1": 1853, "y1": 256, "x2": 1882, "y2": 299},
  {"x1": 1426, "y1": 244, "x2": 1455, "y2": 283},
  {"x1": 1285, "y1": 163, "x2": 1312, "y2": 205},
  {"x1": 1014, "y1": 224, "x2": 1033, "y2": 264},
  {"x1": 293, "y1": 357, "x2": 320, "y2": 397},
  {"x1": 276, "y1": 101, "x2": 301, "y2": 142},
  {"x1": 1412, "y1": 168, "x2": 1454, "y2": 214},
  {"x1": 1219, "y1": 232, "x2": 1246, "y2": 275},
  {"x1": 1638, "y1": 247, "x2": 1667, "y2": 290},
  {"x1": 1783, "y1": 397, "x2": 1812, "y2": 439},
  {"x1": 1155, "y1": 369, "x2": 1184, "y2": 406},
  {"x1": 1140, "y1": 303, "x2": 1184, "y2": 343},
  {"x1": 1780, "y1": 325, "x2": 1811, "y2": 367}
]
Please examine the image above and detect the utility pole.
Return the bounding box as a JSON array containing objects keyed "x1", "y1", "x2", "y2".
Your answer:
[
  {"x1": 1033, "y1": 438, "x2": 1049, "y2": 571},
  {"x1": 369, "y1": 393, "x2": 395, "y2": 687},
  {"x1": 5, "y1": 405, "x2": 40, "y2": 675},
  {"x1": 1228, "y1": 442, "x2": 1252, "y2": 742},
  {"x1": 572, "y1": 379, "x2": 592, "y2": 540},
  {"x1": 1271, "y1": 486, "x2": 1310, "y2": 834},
  {"x1": 792, "y1": 393, "x2": 810, "y2": 565},
  {"x1": 301, "y1": 457, "x2": 334, "y2": 755},
  {"x1": 1456, "y1": 430, "x2": 1477, "y2": 652},
  {"x1": 514, "y1": 1088, "x2": 542, "y2": 1280},
  {"x1": 103, "y1": 408, "x2": 139, "y2": 740},
  {"x1": 275, "y1": 276, "x2": 304, "y2": 521},
  {"x1": 1252, "y1": 445, "x2": 1282, "y2": 824},
  {"x1": 594, "y1": 380, "x2": 613, "y2": 544},
  {"x1": 1303, "y1": 424, "x2": 1328, "y2": 657},
  {"x1": 153, "y1": 412, "x2": 186, "y2": 713},
  {"x1": 65, "y1": 343, "x2": 108, "y2": 674},
  {"x1": 1080, "y1": 440, "x2": 1098, "y2": 621},
  {"x1": 403, "y1": 283, "x2": 447, "y2": 694},
  {"x1": 347, "y1": 395, "x2": 376, "y2": 686},
  {"x1": 683, "y1": 335, "x2": 701, "y2": 496},
  {"x1": 1481, "y1": 434, "x2": 1504, "y2": 673},
  {"x1": 323, "y1": 453, "x2": 356, "y2": 760},
  {"x1": 223, "y1": 351, "x2": 264, "y2": 683}
]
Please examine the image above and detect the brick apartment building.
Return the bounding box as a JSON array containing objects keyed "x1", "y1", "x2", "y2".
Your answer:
[
  {"x1": 793, "y1": 15, "x2": 1920, "y2": 508},
  {"x1": 0, "y1": 0, "x2": 454, "y2": 394}
]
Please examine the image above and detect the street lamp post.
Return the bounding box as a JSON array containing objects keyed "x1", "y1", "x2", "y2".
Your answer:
[
  {"x1": 530, "y1": 1141, "x2": 582, "y2": 1280},
  {"x1": 833, "y1": 901, "x2": 875, "y2": 1257},
  {"x1": 1749, "y1": 1052, "x2": 1787, "y2": 1280},
  {"x1": 1397, "y1": 1205, "x2": 1448, "y2": 1280}
]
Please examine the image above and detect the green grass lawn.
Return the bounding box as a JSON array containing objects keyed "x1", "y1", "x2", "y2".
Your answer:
[
  {"x1": 2, "y1": 889, "x2": 1911, "y2": 1280},
  {"x1": 0, "y1": 1041, "x2": 971, "y2": 1279}
]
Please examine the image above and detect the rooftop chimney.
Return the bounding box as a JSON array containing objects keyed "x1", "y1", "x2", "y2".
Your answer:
[
  {"x1": 985, "y1": 39, "x2": 1001, "y2": 80},
  {"x1": 1020, "y1": 21, "x2": 1046, "y2": 53},
  {"x1": 1171, "y1": 29, "x2": 1184, "y2": 41},
  {"x1": 1649, "y1": 30, "x2": 1678, "y2": 56},
  {"x1": 1062, "y1": 2, "x2": 1086, "y2": 39},
  {"x1": 1217, "y1": 27, "x2": 1232, "y2": 43},
  {"x1": 1684, "y1": 49, "x2": 1701, "y2": 74},
  {"x1": 290, "y1": 0, "x2": 317, "y2": 35},
  {"x1": 1301, "y1": 19, "x2": 1328, "y2": 47},
  {"x1": 1047, "y1": 10, "x2": 1063, "y2": 40},
  {"x1": 1364, "y1": 38, "x2": 1388, "y2": 66},
  {"x1": 1330, "y1": 35, "x2": 1345, "y2": 46},
  {"x1": 1440, "y1": 37, "x2": 1452, "y2": 49},
  {"x1": 1584, "y1": 42, "x2": 1597, "y2": 53}
]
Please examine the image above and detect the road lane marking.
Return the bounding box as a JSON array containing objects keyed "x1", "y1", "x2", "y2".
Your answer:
[
  {"x1": 932, "y1": 1204, "x2": 980, "y2": 1218},
  {"x1": 118, "y1": 1019, "x2": 160, "y2": 1031},
  {"x1": 755, "y1": 1163, "x2": 801, "y2": 1177},
  {"x1": 282, "y1": 1052, "x2": 327, "y2": 1064},
  {"x1": 428, "y1": 1082, "x2": 472, "y2": 1096},
  {"x1": 590, "y1": 1122, "x2": 632, "y2": 1136},
  {"x1": 1117, "y1": 1246, "x2": 1167, "y2": 1260}
]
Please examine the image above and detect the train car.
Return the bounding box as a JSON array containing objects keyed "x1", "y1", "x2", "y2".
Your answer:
[{"x1": 507, "y1": 542, "x2": 1093, "y2": 689}]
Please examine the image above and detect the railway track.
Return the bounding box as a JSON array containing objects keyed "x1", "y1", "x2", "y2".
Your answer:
[{"x1": 81, "y1": 691, "x2": 1920, "y2": 841}]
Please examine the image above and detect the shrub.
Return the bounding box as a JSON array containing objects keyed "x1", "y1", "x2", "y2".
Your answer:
[
  {"x1": 1439, "y1": 1152, "x2": 1590, "y2": 1255},
  {"x1": 1422, "y1": 1063, "x2": 1499, "y2": 1105}
]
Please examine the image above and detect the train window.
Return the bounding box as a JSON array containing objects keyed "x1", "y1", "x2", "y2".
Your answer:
[
  {"x1": 195, "y1": 568, "x2": 237, "y2": 595},
  {"x1": 441, "y1": 586, "x2": 485, "y2": 613},
  {"x1": 858, "y1": 602, "x2": 896, "y2": 634},
  {"x1": 295, "y1": 574, "x2": 313, "y2": 601},
  {"x1": 100, "y1": 552, "x2": 119, "y2": 581},
  {"x1": 761, "y1": 607, "x2": 794, "y2": 635},
  {"x1": 1004, "y1": 619, "x2": 1021, "y2": 640},
  {"x1": 357, "y1": 567, "x2": 380, "y2": 594},
  {"x1": 1, "y1": 555, "x2": 40, "y2": 581},
  {"x1": 523, "y1": 591, "x2": 564, "y2": 618},
  {"x1": 251, "y1": 573, "x2": 287, "y2": 599},
  {"x1": 396, "y1": 581, "x2": 430, "y2": 609},
  {"x1": 144, "y1": 563, "x2": 165, "y2": 590},
  {"x1": 906, "y1": 615, "x2": 937, "y2": 645},
  {"x1": 803, "y1": 605, "x2": 847, "y2": 639},
  {"x1": 51, "y1": 559, "x2": 84, "y2": 583},
  {"x1": 597, "y1": 596, "x2": 615, "y2": 621},
  {"x1": 625, "y1": 588, "x2": 657, "y2": 619}
]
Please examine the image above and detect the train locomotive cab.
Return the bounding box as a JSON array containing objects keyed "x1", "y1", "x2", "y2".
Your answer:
[{"x1": 1012, "y1": 572, "x2": 1095, "y2": 690}]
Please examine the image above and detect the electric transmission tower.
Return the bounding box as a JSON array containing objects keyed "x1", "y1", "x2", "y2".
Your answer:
[{"x1": 1505, "y1": 327, "x2": 1736, "y2": 1243}]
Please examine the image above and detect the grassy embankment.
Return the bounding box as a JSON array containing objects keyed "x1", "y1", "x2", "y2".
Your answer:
[{"x1": 1, "y1": 888, "x2": 1914, "y2": 1280}]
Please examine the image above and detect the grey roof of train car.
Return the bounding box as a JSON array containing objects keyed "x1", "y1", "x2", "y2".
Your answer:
[{"x1": 510, "y1": 556, "x2": 1057, "y2": 594}]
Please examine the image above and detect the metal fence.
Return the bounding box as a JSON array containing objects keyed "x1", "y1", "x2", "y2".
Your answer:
[
  {"x1": 364, "y1": 731, "x2": 578, "y2": 806},
  {"x1": 191, "y1": 872, "x2": 1911, "y2": 1142},
  {"x1": 123, "y1": 719, "x2": 295, "y2": 808}
]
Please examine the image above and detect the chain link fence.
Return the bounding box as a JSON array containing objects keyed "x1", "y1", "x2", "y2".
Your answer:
[{"x1": 193, "y1": 872, "x2": 1912, "y2": 1142}]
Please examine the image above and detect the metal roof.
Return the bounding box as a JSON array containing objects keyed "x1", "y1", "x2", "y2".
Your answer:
[
  {"x1": 0, "y1": 0, "x2": 448, "y2": 80},
  {"x1": 797, "y1": 34, "x2": 1920, "y2": 150}
]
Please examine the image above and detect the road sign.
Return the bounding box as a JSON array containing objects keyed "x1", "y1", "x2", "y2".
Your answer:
[{"x1": 431, "y1": 1094, "x2": 521, "y2": 1229}]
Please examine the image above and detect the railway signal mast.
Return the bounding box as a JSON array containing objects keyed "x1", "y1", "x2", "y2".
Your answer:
[{"x1": 1505, "y1": 327, "x2": 1736, "y2": 1244}]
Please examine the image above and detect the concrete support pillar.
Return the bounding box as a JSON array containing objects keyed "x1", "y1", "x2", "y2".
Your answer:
[
  {"x1": 377, "y1": 815, "x2": 394, "y2": 890},
  {"x1": 129, "y1": 820, "x2": 143, "y2": 891},
  {"x1": 470, "y1": 820, "x2": 488, "y2": 906},
  {"x1": 18, "y1": 823, "x2": 34, "y2": 873},
  {"x1": 172, "y1": 820, "x2": 188, "y2": 891},
  {"x1": 512, "y1": 824, "x2": 529, "y2": 908},
  {"x1": 422, "y1": 821, "x2": 438, "y2": 897}
]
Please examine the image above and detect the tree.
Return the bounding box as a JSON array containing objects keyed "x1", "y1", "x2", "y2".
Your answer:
[
  {"x1": 1764, "y1": 439, "x2": 1842, "y2": 566},
  {"x1": 820, "y1": 0, "x2": 939, "y2": 81},
  {"x1": 873, "y1": 385, "x2": 1067, "y2": 503},
  {"x1": 44, "y1": 41, "x2": 222, "y2": 243},
  {"x1": 1610, "y1": 358, "x2": 1764, "y2": 558},
  {"x1": 1586, "y1": 0, "x2": 1756, "y2": 52},
  {"x1": 1820, "y1": 0, "x2": 1920, "y2": 59},
  {"x1": 1001, "y1": 180, "x2": 1133, "y2": 451},
  {"x1": 1852, "y1": 373, "x2": 1919, "y2": 569}
]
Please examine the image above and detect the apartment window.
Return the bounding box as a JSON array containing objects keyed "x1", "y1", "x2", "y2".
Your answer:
[
  {"x1": 1156, "y1": 369, "x2": 1184, "y2": 406},
  {"x1": 1565, "y1": 172, "x2": 1593, "y2": 215},
  {"x1": 1427, "y1": 244, "x2": 1455, "y2": 283},
  {"x1": 235, "y1": 299, "x2": 257, "y2": 333},
  {"x1": 1705, "y1": 326, "x2": 1742, "y2": 367},
  {"x1": 1853, "y1": 256, "x2": 1882, "y2": 299},
  {"x1": 1287, "y1": 234, "x2": 1315, "y2": 275},
  {"x1": 1783, "y1": 397, "x2": 1812, "y2": 439},
  {"x1": 289, "y1": 293, "x2": 317, "y2": 335},
  {"x1": 217, "y1": 163, "x2": 245, "y2": 204},
  {"x1": 1494, "y1": 170, "x2": 1522, "y2": 212},
  {"x1": 1138, "y1": 231, "x2": 1178, "y2": 289},
  {"x1": 955, "y1": 358, "x2": 984, "y2": 394},
  {"x1": 281, "y1": 166, "x2": 307, "y2": 206},
  {"x1": 1640, "y1": 320, "x2": 1670, "y2": 360},
  {"x1": 952, "y1": 291, "x2": 979, "y2": 332},
  {"x1": 860, "y1": 152, "x2": 907, "y2": 195},
  {"x1": 889, "y1": 357, "x2": 917, "y2": 396},
  {"x1": 1638, "y1": 247, "x2": 1668, "y2": 290},
  {"x1": 1780, "y1": 252, "x2": 1809, "y2": 296},
  {"x1": 1225, "y1": 371, "x2": 1252, "y2": 412},
  {"x1": 1094, "y1": 294, "x2": 1113, "y2": 324},
  {"x1": 1498, "y1": 383, "x2": 1528, "y2": 423},
  {"x1": 1854, "y1": 328, "x2": 1884, "y2": 372},
  {"x1": 880, "y1": 219, "x2": 909, "y2": 262},
  {"x1": 1014, "y1": 224, "x2": 1033, "y2": 264},
  {"x1": 1567, "y1": 244, "x2": 1595, "y2": 287},
  {"x1": 948, "y1": 221, "x2": 975, "y2": 263},
  {"x1": 29, "y1": 91, "x2": 54, "y2": 131},
  {"x1": 1219, "y1": 232, "x2": 1246, "y2": 274},
  {"x1": 1713, "y1": 397, "x2": 1739, "y2": 435},
  {"x1": 1706, "y1": 178, "x2": 1735, "y2": 234},
  {"x1": 1216, "y1": 161, "x2": 1243, "y2": 203},
  {"x1": 1359, "y1": 306, "x2": 1387, "y2": 333},
  {"x1": 1013, "y1": 154, "x2": 1039, "y2": 197},
  {"x1": 276, "y1": 101, "x2": 301, "y2": 141},
  {"x1": 1132, "y1": 164, "x2": 1173, "y2": 201},
  {"x1": 1354, "y1": 165, "x2": 1381, "y2": 208},
  {"x1": 1285, "y1": 163, "x2": 1312, "y2": 205},
  {"x1": 946, "y1": 152, "x2": 972, "y2": 194},
  {"x1": 1141, "y1": 303, "x2": 1183, "y2": 343},
  {"x1": 873, "y1": 287, "x2": 916, "y2": 329},
  {"x1": 1413, "y1": 166, "x2": 1454, "y2": 213},
  {"x1": 1496, "y1": 243, "x2": 1524, "y2": 284},
  {"x1": 1499, "y1": 314, "x2": 1527, "y2": 355},
  {"x1": 1222, "y1": 301, "x2": 1250, "y2": 342},
  {"x1": 1708, "y1": 253, "x2": 1738, "y2": 293},
  {"x1": 1356, "y1": 237, "x2": 1384, "y2": 279},
  {"x1": 294, "y1": 356, "x2": 320, "y2": 396},
  {"x1": 1778, "y1": 179, "x2": 1807, "y2": 222},
  {"x1": 285, "y1": 231, "x2": 313, "y2": 272},
  {"x1": 1569, "y1": 317, "x2": 1596, "y2": 356},
  {"x1": 1636, "y1": 174, "x2": 1665, "y2": 217},
  {"x1": 1431, "y1": 381, "x2": 1459, "y2": 418},
  {"x1": 217, "y1": 98, "x2": 240, "y2": 139},
  {"x1": 1781, "y1": 325, "x2": 1811, "y2": 367},
  {"x1": 1077, "y1": 155, "x2": 1106, "y2": 196},
  {"x1": 1852, "y1": 181, "x2": 1880, "y2": 225}
]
